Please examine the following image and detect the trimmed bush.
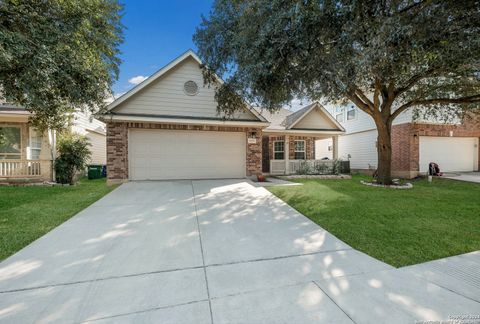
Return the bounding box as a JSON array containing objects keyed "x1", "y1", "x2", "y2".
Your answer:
[{"x1": 55, "y1": 133, "x2": 91, "y2": 184}]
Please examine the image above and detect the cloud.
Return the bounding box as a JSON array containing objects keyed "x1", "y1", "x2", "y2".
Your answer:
[
  {"x1": 114, "y1": 92, "x2": 126, "y2": 99},
  {"x1": 128, "y1": 75, "x2": 148, "y2": 85},
  {"x1": 104, "y1": 92, "x2": 126, "y2": 104}
]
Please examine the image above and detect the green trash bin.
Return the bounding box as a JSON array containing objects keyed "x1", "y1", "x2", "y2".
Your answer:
[{"x1": 88, "y1": 165, "x2": 103, "y2": 179}]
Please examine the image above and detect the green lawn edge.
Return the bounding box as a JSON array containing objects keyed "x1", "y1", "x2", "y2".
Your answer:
[
  {"x1": 268, "y1": 175, "x2": 480, "y2": 268},
  {"x1": 0, "y1": 178, "x2": 117, "y2": 261}
]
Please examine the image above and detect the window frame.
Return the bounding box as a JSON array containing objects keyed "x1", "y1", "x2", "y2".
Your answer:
[
  {"x1": 273, "y1": 140, "x2": 285, "y2": 160},
  {"x1": 29, "y1": 128, "x2": 42, "y2": 160},
  {"x1": 294, "y1": 140, "x2": 306, "y2": 160},
  {"x1": 0, "y1": 125, "x2": 22, "y2": 160},
  {"x1": 346, "y1": 105, "x2": 357, "y2": 121}
]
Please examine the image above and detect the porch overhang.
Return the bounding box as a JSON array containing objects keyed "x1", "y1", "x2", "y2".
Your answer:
[{"x1": 0, "y1": 108, "x2": 30, "y2": 122}]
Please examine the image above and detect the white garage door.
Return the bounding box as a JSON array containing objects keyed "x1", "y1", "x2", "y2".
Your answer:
[
  {"x1": 419, "y1": 136, "x2": 478, "y2": 173},
  {"x1": 129, "y1": 129, "x2": 246, "y2": 180}
]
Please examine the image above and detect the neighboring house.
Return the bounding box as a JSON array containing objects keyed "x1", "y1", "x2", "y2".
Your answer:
[
  {"x1": 101, "y1": 50, "x2": 344, "y2": 184},
  {"x1": 71, "y1": 111, "x2": 107, "y2": 165},
  {"x1": 0, "y1": 104, "x2": 106, "y2": 183},
  {"x1": 316, "y1": 104, "x2": 480, "y2": 178}
]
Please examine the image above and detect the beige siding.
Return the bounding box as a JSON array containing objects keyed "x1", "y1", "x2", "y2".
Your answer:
[
  {"x1": 86, "y1": 132, "x2": 106, "y2": 165},
  {"x1": 315, "y1": 138, "x2": 333, "y2": 160},
  {"x1": 325, "y1": 104, "x2": 413, "y2": 134},
  {"x1": 113, "y1": 57, "x2": 257, "y2": 120},
  {"x1": 292, "y1": 108, "x2": 338, "y2": 130},
  {"x1": 71, "y1": 110, "x2": 106, "y2": 136},
  {"x1": 71, "y1": 110, "x2": 106, "y2": 165},
  {"x1": 338, "y1": 130, "x2": 378, "y2": 170}
]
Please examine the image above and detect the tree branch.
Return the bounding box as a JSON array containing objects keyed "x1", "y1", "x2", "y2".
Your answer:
[
  {"x1": 346, "y1": 90, "x2": 374, "y2": 116},
  {"x1": 354, "y1": 87, "x2": 374, "y2": 107},
  {"x1": 373, "y1": 78, "x2": 382, "y2": 113},
  {"x1": 394, "y1": 69, "x2": 436, "y2": 97},
  {"x1": 390, "y1": 94, "x2": 480, "y2": 121},
  {"x1": 398, "y1": 0, "x2": 432, "y2": 15}
]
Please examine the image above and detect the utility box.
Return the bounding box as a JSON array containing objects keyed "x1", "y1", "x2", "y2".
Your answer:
[{"x1": 88, "y1": 165, "x2": 103, "y2": 179}]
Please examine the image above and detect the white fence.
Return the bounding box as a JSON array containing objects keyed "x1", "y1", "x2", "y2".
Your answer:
[{"x1": 0, "y1": 160, "x2": 50, "y2": 178}]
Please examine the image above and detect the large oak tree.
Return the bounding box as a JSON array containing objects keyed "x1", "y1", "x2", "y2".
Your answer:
[
  {"x1": 0, "y1": 0, "x2": 124, "y2": 130},
  {"x1": 194, "y1": 0, "x2": 480, "y2": 184}
]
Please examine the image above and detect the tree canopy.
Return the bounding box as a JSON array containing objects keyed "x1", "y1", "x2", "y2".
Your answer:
[
  {"x1": 194, "y1": 0, "x2": 480, "y2": 184},
  {"x1": 0, "y1": 0, "x2": 124, "y2": 130}
]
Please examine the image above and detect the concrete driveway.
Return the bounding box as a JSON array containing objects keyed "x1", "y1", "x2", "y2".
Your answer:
[
  {"x1": 444, "y1": 172, "x2": 480, "y2": 183},
  {"x1": 0, "y1": 180, "x2": 478, "y2": 323}
]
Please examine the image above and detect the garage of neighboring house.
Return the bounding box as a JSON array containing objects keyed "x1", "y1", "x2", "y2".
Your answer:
[
  {"x1": 102, "y1": 50, "x2": 268, "y2": 183},
  {"x1": 419, "y1": 136, "x2": 479, "y2": 173}
]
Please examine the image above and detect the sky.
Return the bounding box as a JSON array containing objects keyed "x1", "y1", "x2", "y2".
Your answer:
[
  {"x1": 112, "y1": 0, "x2": 213, "y2": 97},
  {"x1": 112, "y1": 0, "x2": 305, "y2": 110}
]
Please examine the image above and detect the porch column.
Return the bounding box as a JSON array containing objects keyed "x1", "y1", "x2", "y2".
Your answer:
[
  {"x1": 332, "y1": 135, "x2": 339, "y2": 160},
  {"x1": 285, "y1": 135, "x2": 290, "y2": 175}
]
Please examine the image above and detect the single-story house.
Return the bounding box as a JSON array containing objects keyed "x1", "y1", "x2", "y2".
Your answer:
[
  {"x1": 0, "y1": 105, "x2": 106, "y2": 184},
  {"x1": 316, "y1": 104, "x2": 480, "y2": 178},
  {"x1": 101, "y1": 50, "x2": 344, "y2": 184}
]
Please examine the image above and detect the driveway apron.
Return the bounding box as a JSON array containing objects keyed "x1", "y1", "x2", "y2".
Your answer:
[{"x1": 0, "y1": 179, "x2": 478, "y2": 323}]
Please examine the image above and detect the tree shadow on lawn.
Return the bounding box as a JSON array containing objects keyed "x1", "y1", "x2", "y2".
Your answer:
[{"x1": 268, "y1": 176, "x2": 480, "y2": 267}]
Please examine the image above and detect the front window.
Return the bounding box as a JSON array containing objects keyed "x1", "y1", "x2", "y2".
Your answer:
[
  {"x1": 294, "y1": 140, "x2": 306, "y2": 160},
  {"x1": 29, "y1": 128, "x2": 42, "y2": 160},
  {"x1": 0, "y1": 126, "x2": 21, "y2": 159},
  {"x1": 347, "y1": 106, "x2": 356, "y2": 120},
  {"x1": 273, "y1": 141, "x2": 284, "y2": 160}
]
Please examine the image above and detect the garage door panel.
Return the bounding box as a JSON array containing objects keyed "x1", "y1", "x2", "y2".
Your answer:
[
  {"x1": 419, "y1": 137, "x2": 478, "y2": 172},
  {"x1": 129, "y1": 129, "x2": 246, "y2": 180}
]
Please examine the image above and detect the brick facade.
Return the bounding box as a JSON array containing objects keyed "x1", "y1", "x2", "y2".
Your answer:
[
  {"x1": 391, "y1": 119, "x2": 480, "y2": 178},
  {"x1": 106, "y1": 121, "x2": 263, "y2": 183},
  {"x1": 106, "y1": 122, "x2": 128, "y2": 183},
  {"x1": 266, "y1": 135, "x2": 316, "y2": 161}
]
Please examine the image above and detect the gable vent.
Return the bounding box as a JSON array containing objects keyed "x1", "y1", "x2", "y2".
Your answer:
[{"x1": 184, "y1": 80, "x2": 199, "y2": 96}]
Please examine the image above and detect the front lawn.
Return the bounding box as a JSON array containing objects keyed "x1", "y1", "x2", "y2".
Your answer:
[
  {"x1": 268, "y1": 175, "x2": 480, "y2": 267},
  {"x1": 0, "y1": 178, "x2": 116, "y2": 260}
]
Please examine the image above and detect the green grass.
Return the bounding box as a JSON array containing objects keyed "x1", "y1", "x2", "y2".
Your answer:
[
  {"x1": 268, "y1": 175, "x2": 480, "y2": 267},
  {"x1": 0, "y1": 178, "x2": 116, "y2": 260}
]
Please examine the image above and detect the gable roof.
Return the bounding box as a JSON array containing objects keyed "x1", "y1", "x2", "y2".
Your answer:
[
  {"x1": 258, "y1": 102, "x2": 345, "y2": 134},
  {"x1": 287, "y1": 102, "x2": 345, "y2": 131},
  {"x1": 256, "y1": 107, "x2": 292, "y2": 130},
  {"x1": 106, "y1": 49, "x2": 267, "y2": 123}
]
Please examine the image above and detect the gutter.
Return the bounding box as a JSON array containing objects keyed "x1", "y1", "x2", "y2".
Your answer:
[{"x1": 101, "y1": 113, "x2": 270, "y2": 128}]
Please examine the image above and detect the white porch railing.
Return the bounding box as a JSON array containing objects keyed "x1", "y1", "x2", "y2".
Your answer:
[
  {"x1": 0, "y1": 160, "x2": 50, "y2": 178},
  {"x1": 270, "y1": 159, "x2": 348, "y2": 175}
]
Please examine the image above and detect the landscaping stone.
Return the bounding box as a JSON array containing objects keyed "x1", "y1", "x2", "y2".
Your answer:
[{"x1": 360, "y1": 180, "x2": 413, "y2": 189}]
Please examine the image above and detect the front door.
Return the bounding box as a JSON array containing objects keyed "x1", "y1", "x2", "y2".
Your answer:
[{"x1": 262, "y1": 136, "x2": 270, "y2": 173}]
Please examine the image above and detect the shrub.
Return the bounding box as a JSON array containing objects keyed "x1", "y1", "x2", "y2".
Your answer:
[
  {"x1": 314, "y1": 162, "x2": 329, "y2": 175},
  {"x1": 297, "y1": 161, "x2": 312, "y2": 175},
  {"x1": 332, "y1": 159, "x2": 342, "y2": 175},
  {"x1": 55, "y1": 133, "x2": 91, "y2": 184}
]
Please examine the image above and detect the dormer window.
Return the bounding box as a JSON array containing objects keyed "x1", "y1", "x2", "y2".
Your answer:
[{"x1": 347, "y1": 105, "x2": 356, "y2": 120}]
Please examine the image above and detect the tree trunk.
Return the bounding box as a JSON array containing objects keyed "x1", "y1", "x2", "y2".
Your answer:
[{"x1": 375, "y1": 119, "x2": 393, "y2": 185}]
